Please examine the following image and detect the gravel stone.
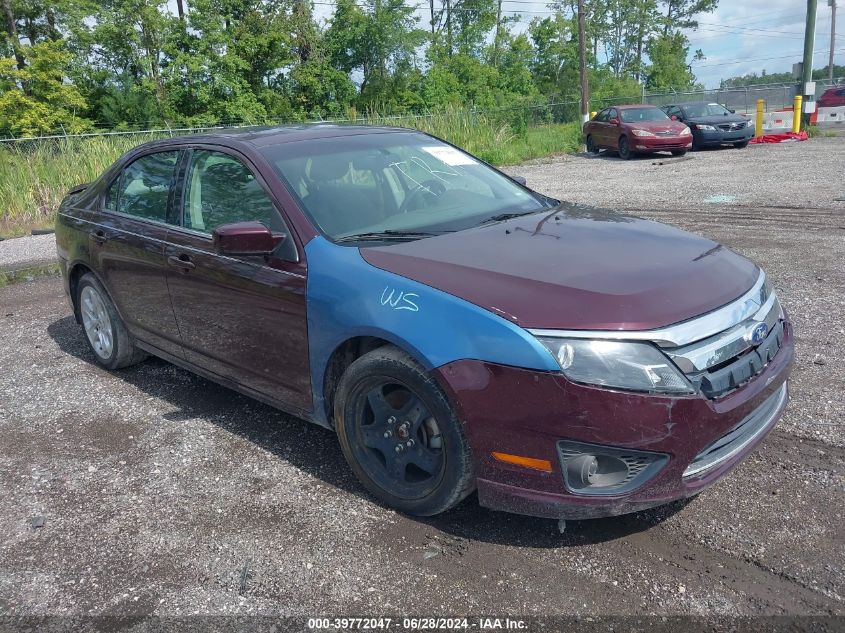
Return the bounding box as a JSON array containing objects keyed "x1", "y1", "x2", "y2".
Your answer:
[{"x1": 0, "y1": 234, "x2": 57, "y2": 271}]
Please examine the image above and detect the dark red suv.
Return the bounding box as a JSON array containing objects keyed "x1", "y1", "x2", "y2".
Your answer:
[{"x1": 55, "y1": 125, "x2": 793, "y2": 522}]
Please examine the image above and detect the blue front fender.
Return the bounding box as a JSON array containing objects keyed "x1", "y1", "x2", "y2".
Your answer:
[{"x1": 305, "y1": 237, "x2": 558, "y2": 425}]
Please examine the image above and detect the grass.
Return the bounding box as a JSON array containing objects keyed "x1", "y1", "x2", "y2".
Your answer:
[
  {"x1": 0, "y1": 109, "x2": 583, "y2": 236},
  {"x1": 0, "y1": 262, "x2": 61, "y2": 288}
]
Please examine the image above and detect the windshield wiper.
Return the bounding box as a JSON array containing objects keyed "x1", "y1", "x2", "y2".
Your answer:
[
  {"x1": 334, "y1": 229, "x2": 450, "y2": 243},
  {"x1": 477, "y1": 211, "x2": 536, "y2": 227}
]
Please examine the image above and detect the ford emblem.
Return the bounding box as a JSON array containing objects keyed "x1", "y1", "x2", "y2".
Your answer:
[{"x1": 746, "y1": 322, "x2": 769, "y2": 345}]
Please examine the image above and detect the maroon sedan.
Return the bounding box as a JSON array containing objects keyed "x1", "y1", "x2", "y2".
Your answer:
[
  {"x1": 55, "y1": 125, "x2": 791, "y2": 523},
  {"x1": 584, "y1": 105, "x2": 693, "y2": 159}
]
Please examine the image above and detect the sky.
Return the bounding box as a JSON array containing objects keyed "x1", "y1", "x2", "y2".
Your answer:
[{"x1": 682, "y1": 1, "x2": 843, "y2": 88}]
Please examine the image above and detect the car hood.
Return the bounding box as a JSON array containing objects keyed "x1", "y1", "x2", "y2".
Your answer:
[
  {"x1": 361, "y1": 204, "x2": 759, "y2": 331},
  {"x1": 686, "y1": 114, "x2": 749, "y2": 125}
]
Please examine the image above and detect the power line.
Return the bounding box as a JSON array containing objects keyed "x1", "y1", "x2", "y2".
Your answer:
[
  {"x1": 693, "y1": 26, "x2": 805, "y2": 41},
  {"x1": 692, "y1": 47, "x2": 845, "y2": 68}
]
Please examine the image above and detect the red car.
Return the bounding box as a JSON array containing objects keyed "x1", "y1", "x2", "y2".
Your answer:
[
  {"x1": 584, "y1": 105, "x2": 692, "y2": 159},
  {"x1": 817, "y1": 86, "x2": 845, "y2": 108}
]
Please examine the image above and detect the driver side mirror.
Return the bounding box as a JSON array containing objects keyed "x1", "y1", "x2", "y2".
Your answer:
[
  {"x1": 213, "y1": 221, "x2": 285, "y2": 256},
  {"x1": 608, "y1": 117, "x2": 620, "y2": 125},
  {"x1": 728, "y1": 108, "x2": 736, "y2": 114},
  {"x1": 512, "y1": 175, "x2": 527, "y2": 186},
  {"x1": 670, "y1": 115, "x2": 678, "y2": 121}
]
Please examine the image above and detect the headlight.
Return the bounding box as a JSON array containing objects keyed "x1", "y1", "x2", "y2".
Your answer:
[
  {"x1": 680, "y1": 127, "x2": 691, "y2": 136},
  {"x1": 695, "y1": 124, "x2": 716, "y2": 131},
  {"x1": 535, "y1": 338, "x2": 694, "y2": 394},
  {"x1": 745, "y1": 119, "x2": 755, "y2": 128},
  {"x1": 630, "y1": 129, "x2": 655, "y2": 137}
]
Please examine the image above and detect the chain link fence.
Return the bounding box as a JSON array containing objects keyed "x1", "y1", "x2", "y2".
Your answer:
[
  {"x1": 3, "y1": 78, "x2": 843, "y2": 143},
  {"x1": 643, "y1": 78, "x2": 845, "y2": 114}
]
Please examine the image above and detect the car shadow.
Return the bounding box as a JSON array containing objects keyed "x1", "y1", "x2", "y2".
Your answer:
[
  {"x1": 579, "y1": 150, "x2": 687, "y2": 162},
  {"x1": 47, "y1": 315, "x2": 689, "y2": 548}
]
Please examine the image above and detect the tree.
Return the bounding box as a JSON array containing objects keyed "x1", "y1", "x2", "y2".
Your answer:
[
  {"x1": 644, "y1": 31, "x2": 696, "y2": 91},
  {"x1": 0, "y1": 41, "x2": 92, "y2": 136}
]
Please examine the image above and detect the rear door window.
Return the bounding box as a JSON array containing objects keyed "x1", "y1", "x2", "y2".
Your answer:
[{"x1": 108, "y1": 151, "x2": 180, "y2": 223}]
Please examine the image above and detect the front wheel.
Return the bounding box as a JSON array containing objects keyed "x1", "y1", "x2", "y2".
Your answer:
[
  {"x1": 334, "y1": 346, "x2": 475, "y2": 516},
  {"x1": 618, "y1": 136, "x2": 633, "y2": 160},
  {"x1": 734, "y1": 140, "x2": 750, "y2": 149},
  {"x1": 76, "y1": 273, "x2": 146, "y2": 370}
]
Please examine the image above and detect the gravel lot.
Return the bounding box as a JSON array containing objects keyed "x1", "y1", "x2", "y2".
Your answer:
[
  {"x1": 1, "y1": 139, "x2": 843, "y2": 625},
  {"x1": 0, "y1": 234, "x2": 57, "y2": 272}
]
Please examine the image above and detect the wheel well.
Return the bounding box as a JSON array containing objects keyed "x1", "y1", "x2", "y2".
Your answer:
[
  {"x1": 323, "y1": 336, "x2": 393, "y2": 425},
  {"x1": 67, "y1": 263, "x2": 93, "y2": 322}
]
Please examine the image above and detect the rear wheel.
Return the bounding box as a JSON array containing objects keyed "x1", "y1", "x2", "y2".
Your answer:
[
  {"x1": 76, "y1": 273, "x2": 146, "y2": 370},
  {"x1": 734, "y1": 140, "x2": 749, "y2": 149},
  {"x1": 334, "y1": 346, "x2": 475, "y2": 516},
  {"x1": 586, "y1": 135, "x2": 600, "y2": 154},
  {"x1": 618, "y1": 136, "x2": 633, "y2": 160}
]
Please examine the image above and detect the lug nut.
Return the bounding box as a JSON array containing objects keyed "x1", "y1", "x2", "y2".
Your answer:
[
  {"x1": 406, "y1": 439, "x2": 415, "y2": 447},
  {"x1": 394, "y1": 445, "x2": 404, "y2": 453},
  {"x1": 388, "y1": 416, "x2": 397, "y2": 424},
  {"x1": 383, "y1": 430, "x2": 393, "y2": 438}
]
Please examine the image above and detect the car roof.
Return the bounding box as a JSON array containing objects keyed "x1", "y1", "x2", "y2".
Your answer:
[{"x1": 129, "y1": 123, "x2": 420, "y2": 152}]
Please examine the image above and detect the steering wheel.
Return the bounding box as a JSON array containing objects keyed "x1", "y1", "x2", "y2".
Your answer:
[{"x1": 399, "y1": 179, "x2": 446, "y2": 213}]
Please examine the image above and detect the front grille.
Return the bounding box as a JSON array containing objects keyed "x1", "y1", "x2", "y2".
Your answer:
[
  {"x1": 697, "y1": 321, "x2": 784, "y2": 398},
  {"x1": 683, "y1": 383, "x2": 787, "y2": 478},
  {"x1": 717, "y1": 123, "x2": 741, "y2": 131},
  {"x1": 664, "y1": 290, "x2": 785, "y2": 399},
  {"x1": 655, "y1": 130, "x2": 676, "y2": 136}
]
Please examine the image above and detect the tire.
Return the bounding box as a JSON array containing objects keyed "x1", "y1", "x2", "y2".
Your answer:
[
  {"x1": 334, "y1": 346, "x2": 475, "y2": 516},
  {"x1": 671, "y1": 150, "x2": 687, "y2": 156},
  {"x1": 76, "y1": 273, "x2": 146, "y2": 370},
  {"x1": 618, "y1": 136, "x2": 633, "y2": 160},
  {"x1": 734, "y1": 140, "x2": 749, "y2": 149},
  {"x1": 691, "y1": 136, "x2": 702, "y2": 151},
  {"x1": 585, "y1": 135, "x2": 600, "y2": 154}
]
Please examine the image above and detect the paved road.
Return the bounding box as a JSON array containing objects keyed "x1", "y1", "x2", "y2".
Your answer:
[{"x1": 1, "y1": 141, "x2": 843, "y2": 620}]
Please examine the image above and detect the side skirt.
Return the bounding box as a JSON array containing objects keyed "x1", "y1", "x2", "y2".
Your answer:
[{"x1": 134, "y1": 340, "x2": 329, "y2": 430}]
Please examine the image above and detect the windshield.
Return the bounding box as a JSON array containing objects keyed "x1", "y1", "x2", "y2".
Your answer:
[
  {"x1": 260, "y1": 131, "x2": 546, "y2": 241},
  {"x1": 619, "y1": 108, "x2": 669, "y2": 123},
  {"x1": 683, "y1": 103, "x2": 731, "y2": 117}
]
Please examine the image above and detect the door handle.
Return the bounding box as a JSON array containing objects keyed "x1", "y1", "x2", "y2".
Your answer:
[
  {"x1": 91, "y1": 229, "x2": 108, "y2": 245},
  {"x1": 167, "y1": 254, "x2": 196, "y2": 271}
]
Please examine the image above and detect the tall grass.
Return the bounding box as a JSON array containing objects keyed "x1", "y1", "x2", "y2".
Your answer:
[{"x1": 0, "y1": 109, "x2": 582, "y2": 236}]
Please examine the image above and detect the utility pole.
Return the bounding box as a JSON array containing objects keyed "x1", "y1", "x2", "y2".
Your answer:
[
  {"x1": 829, "y1": 0, "x2": 837, "y2": 80},
  {"x1": 802, "y1": 0, "x2": 818, "y2": 127},
  {"x1": 446, "y1": 0, "x2": 452, "y2": 57},
  {"x1": 577, "y1": 0, "x2": 589, "y2": 123},
  {"x1": 429, "y1": 0, "x2": 435, "y2": 37},
  {"x1": 493, "y1": 0, "x2": 502, "y2": 67}
]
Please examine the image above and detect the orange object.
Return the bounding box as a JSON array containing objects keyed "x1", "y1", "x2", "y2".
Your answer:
[{"x1": 492, "y1": 452, "x2": 553, "y2": 472}]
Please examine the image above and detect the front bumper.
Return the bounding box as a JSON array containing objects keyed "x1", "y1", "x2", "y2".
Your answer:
[
  {"x1": 633, "y1": 136, "x2": 692, "y2": 153},
  {"x1": 434, "y1": 322, "x2": 794, "y2": 519},
  {"x1": 693, "y1": 125, "x2": 754, "y2": 146}
]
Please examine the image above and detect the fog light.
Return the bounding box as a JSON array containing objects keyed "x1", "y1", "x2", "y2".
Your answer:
[{"x1": 558, "y1": 441, "x2": 669, "y2": 496}]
